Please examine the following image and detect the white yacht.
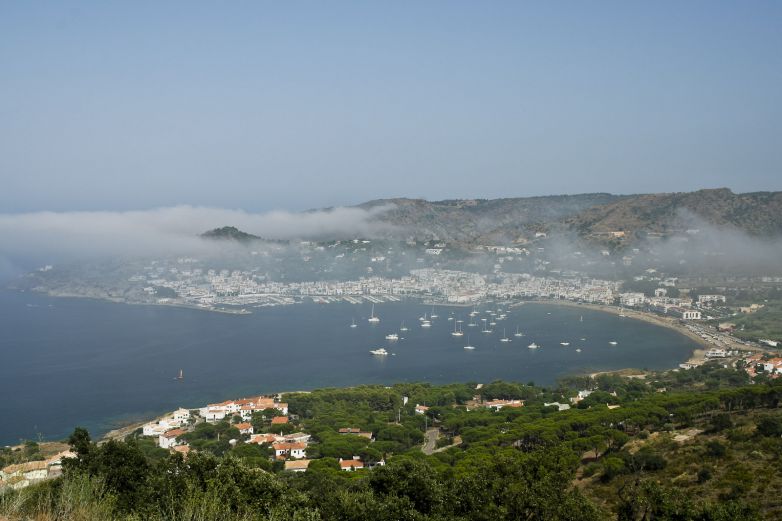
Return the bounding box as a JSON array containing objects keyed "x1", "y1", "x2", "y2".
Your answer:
[
  {"x1": 368, "y1": 304, "x2": 380, "y2": 323},
  {"x1": 385, "y1": 333, "x2": 399, "y2": 341},
  {"x1": 451, "y1": 322, "x2": 464, "y2": 337},
  {"x1": 350, "y1": 318, "x2": 357, "y2": 328},
  {"x1": 421, "y1": 316, "x2": 432, "y2": 328},
  {"x1": 370, "y1": 348, "x2": 388, "y2": 356},
  {"x1": 575, "y1": 348, "x2": 582, "y2": 353},
  {"x1": 560, "y1": 342, "x2": 570, "y2": 346},
  {"x1": 609, "y1": 341, "x2": 618, "y2": 346},
  {"x1": 527, "y1": 342, "x2": 539, "y2": 349}
]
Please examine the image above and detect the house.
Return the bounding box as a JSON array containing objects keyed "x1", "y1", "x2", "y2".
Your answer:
[
  {"x1": 172, "y1": 445, "x2": 191, "y2": 457},
  {"x1": 544, "y1": 402, "x2": 571, "y2": 411},
  {"x1": 339, "y1": 457, "x2": 365, "y2": 471},
  {"x1": 414, "y1": 404, "x2": 429, "y2": 415},
  {"x1": 284, "y1": 459, "x2": 312, "y2": 472},
  {"x1": 249, "y1": 433, "x2": 279, "y2": 445},
  {"x1": 338, "y1": 427, "x2": 373, "y2": 439},
  {"x1": 271, "y1": 416, "x2": 289, "y2": 425},
  {"x1": 283, "y1": 432, "x2": 311, "y2": 444},
  {"x1": 698, "y1": 294, "x2": 726, "y2": 307},
  {"x1": 272, "y1": 442, "x2": 307, "y2": 459},
  {"x1": 235, "y1": 422, "x2": 254, "y2": 435},
  {"x1": 172, "y1": 408, "x2": 191, "y2": 423},
  {"x1": 203, "y1": 408, "x2": 227, "y2": 422},
  {"x1": 1, "y1": 461, "x2": 49, "y2": 485},
  {"x1": 142, "y1": 422, "x2": 168, "y2": 437},
  {"x1": 159, "y1": 428, "x2": 186, "y2": 449},
  {"x1": 484, "y1": 399, "x2": 524, "y2": 411},
  {"x1": 571, "y1": 390, "x2": 593, "y2": 404},
  {"x1": 705, "y1": 349, "x2": 727, "y2": 358}
]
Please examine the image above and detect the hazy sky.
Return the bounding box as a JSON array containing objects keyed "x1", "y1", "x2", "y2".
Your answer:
[{"x1": 1, "y1": 2, "x2": 781, "y2": 212}]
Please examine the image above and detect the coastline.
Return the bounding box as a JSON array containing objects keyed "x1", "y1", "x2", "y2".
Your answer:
[{"x1": 524, "y1": 300, "x2": 710, "y2": 366}]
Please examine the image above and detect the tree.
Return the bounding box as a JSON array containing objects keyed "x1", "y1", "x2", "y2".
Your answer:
[{"x1": 68, "y1": 427, "x2": 93, "y2": 458}]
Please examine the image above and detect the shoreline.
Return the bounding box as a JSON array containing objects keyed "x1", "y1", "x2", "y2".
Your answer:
[{"x1": 524, "y1": 300, "x2": 711, "y2": 366}]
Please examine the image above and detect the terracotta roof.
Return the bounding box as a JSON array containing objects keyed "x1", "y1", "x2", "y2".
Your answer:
[
  {"x1": 271, "y1": 416, "x2": 289, "y2": 424},
  {"x1": 2, "y1": 460, "x2": 48, "y2": 475},
  {"x1": 272, "y1": 442, "x2": 307, "y2": 451},
  {"x1": 163, "y1": 428, "x2": 186, "y2": 438},
  {"x1": 339, "y1": 458, "x2": 364, "y2": 469},
  {"x1": 235, "y1": 422, "x2": 252, "y2": 430}
]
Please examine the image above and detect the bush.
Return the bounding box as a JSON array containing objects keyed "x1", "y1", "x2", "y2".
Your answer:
[
  {"x1": 756, "y1": 416, "x2": 782, "y2": 437},
  {"x1": 706, "y1": 440, "x2": 727, "y2": 458},
  {"x1": 697, "y1": 467, "x2": 713, "y2": 483},
  {"x1": 600, "y1": 456, "x2": 625, "y2": 482},
  {"x1": 711, "y1": 413, "x2": 733, "y2": 432}
]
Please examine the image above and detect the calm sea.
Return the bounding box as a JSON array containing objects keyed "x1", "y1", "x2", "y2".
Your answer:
[{"x1": 0, "y1": 290, "x2": 697, "y2": 445}]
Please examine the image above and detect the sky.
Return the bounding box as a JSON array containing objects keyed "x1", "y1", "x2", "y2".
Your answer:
[{"x1": 1, "y1": 1, "x2": 781, "y2": 213}]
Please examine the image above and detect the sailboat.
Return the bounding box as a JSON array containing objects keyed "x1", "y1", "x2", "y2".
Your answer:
[
  {"x1": 468, "y1": 317, "x2": 477, "y2": 327},
  {"x1": 175, "y1": 369, "x2": 184, "y2": 381},
  {"x1": 514, "y1": 325, "x2": 524, "y2": 337},
  {"x1": 368, "y1": 304, "x2": 380, "y2": 323},
  {"x1": 399, "y1": 321, "x2": 408, "y2": 332},
  {"x1": 500, "y1": 328, "x2": 511, "y2": 342},
  {"x1": 464, "y1": 335, "x2": 475, "y2": 350},
  {"x1": 421, "y1": 313, "x2": 431, "y2": 328},
  {"x1": 451, "y1": 321, "x2": 464, "y2": 337},
  {"x1": 481, "y1": 318, "x2": 492, "y2": 334},
  {"x1": 430, "y1": 305, "x2": 438, "y2": 319},
  {"x1": 350, "y1": 318, "x2": 357, "y2": 328},
  {"x1": 580, "y1": 315, "x2": 583, "y2": 323}
]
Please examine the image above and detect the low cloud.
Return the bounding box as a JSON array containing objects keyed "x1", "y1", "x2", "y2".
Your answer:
[{"x1": 0, "y1": 204, "x2": 397, "y2": 276}]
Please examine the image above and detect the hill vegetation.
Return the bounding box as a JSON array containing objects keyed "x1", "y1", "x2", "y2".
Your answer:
[
  {"x1": 2, "y1": 365, "x2": 781, "y2": 520},
  {"x1": 360, "y1": 189, "x2": 782, "y2": 245},
  {"x1": 200, "y1": 226, "x2": 263, "y2": 242}
]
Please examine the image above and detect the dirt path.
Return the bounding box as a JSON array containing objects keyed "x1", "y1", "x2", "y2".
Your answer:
[{"x1": 421, "y1": 428, "x2": 439, "y2": 455}]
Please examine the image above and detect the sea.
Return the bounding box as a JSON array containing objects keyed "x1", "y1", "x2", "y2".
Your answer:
[{"x1": 0, "y1": 290, "x2": 699, "y2": 445}]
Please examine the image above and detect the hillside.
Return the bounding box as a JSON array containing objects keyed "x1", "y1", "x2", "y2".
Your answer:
[
  {"x1": 360, "y1": 189, "x2": 782, "y2": 245},
  {"x1": 564, "y1": 188, "x2": 782, "y2": 239},
  {"x1": 359, "y1": 193, "x2": 623, "y2": 243},
  {"x1": 200, "y1": 226, "x2": 261, "y2": 242},
  {"x1": 2, "y1": 366, "x2": 778, "y2": 520}
]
